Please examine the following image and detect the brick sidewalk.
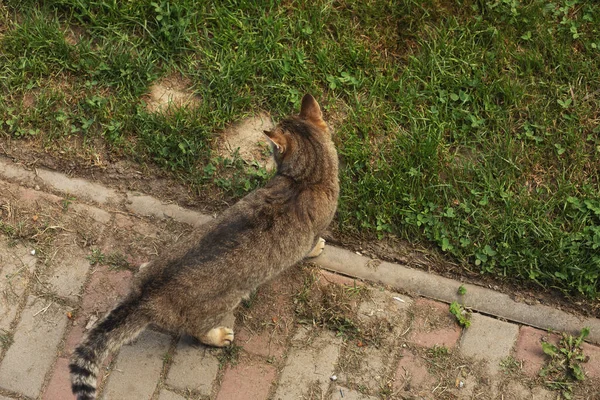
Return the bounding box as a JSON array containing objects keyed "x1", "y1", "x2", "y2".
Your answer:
[{"x1": 0, "y1": 174, "x2": 599, "y2": 399}]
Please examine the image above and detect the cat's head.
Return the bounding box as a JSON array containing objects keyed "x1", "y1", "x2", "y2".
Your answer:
[{"x1": 263, "y1": 94, "x2": 336, "y2": 182}]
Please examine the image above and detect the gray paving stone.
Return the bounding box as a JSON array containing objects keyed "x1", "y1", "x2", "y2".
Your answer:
[
  {"x1": 273, "y1": 327, "x2": 342, "y2": 400},
  {"x1": 43, "y1": 244, "x2": 90, "y2": 301},
  {"x1": 36, "y1": 167, "x2": 123, "y2": 205},
  {"x1": 125, "y1": 192, "x2": 213, "y2": 227},
  {"x1": 101, "y1": 330, "x2": 171, "y2": 400},
  {"x1": 158, "y1": 389, "x2": 187, "y2": 400},
  {"x1": 0, "y1": 241, "x2": 36, "y2": 331},
  {"x1": 0, "y1": 296, "x2": 68, "y2": 398},
  {"x1": 459, "y1": 313, "x2": 519, "y2": 374},
  {"x1": 331, "y1": 386, "x2": 377, "y2": 400},
  {"x1": 166, "y1": 336, "x2": 220, "y2": 396},
  {"x1": 0, "y1": 157, "x2": 36, "y2": 183},
  {"x1": 339, "y1": 346, "x2": 388, "y2": 391}
]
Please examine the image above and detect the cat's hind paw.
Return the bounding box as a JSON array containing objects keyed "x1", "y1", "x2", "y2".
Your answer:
[
  {"x1": 201, "y1": 327, "x2": 234, "y2": 347},
  {"x1": 307, "y1": 237, "x2": 326, "y2": 258}
]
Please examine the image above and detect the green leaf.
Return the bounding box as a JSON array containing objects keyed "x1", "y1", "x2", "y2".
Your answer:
[
  {"x1": 571, "y1": 364, "x2": 585, "y2": 381},
  {"x1": 542, "y1": 342, "x2": 558, "y2": 357}
]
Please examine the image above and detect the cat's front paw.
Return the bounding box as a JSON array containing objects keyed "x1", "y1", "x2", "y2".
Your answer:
[
  {"x1": 307, "y1": 237, "x2": 326, "y2": 258},
  {"x1": 202, "y1": 327, "x2": 234, "y2": 347}
]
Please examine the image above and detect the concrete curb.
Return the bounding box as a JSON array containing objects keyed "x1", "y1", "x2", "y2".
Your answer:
[{"x1": 1, "y1": 156, "x2": 599, "y2": 345}]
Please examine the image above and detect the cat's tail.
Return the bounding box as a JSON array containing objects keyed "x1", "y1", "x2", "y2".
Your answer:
[{"x1": 69, "y1": 298, "x2": 149, "y2": 400}]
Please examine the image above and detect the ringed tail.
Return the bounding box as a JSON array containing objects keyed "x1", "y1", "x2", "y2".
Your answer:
[{"x1": 69, "y1": 299, "x2": 148, "y2": 400}]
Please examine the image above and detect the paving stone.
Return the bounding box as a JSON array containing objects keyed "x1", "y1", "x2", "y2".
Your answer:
[
  {"x1": 70, "y1": 202, "x2": 112, "y2": 224},
  {"x1": 582, "y1": 342, "x2": 600, "y2": 378},
  {"x1": 314, "y1": 246, "x2": 369, "y2": 275},
  {"x1": 513, "y1": 326, "x2": 559, "y2": 377},
  {"x1": 158, "y1": 390, "x2": 187, "y2": 400},
  {"x1": 273, "y1": 327, "x2": 342, "y2": 400},
  {"x1": 409, "y1": 298, "x2": 462, "y2": 349},
  {"x1": 394, "y1": 349, "x2": 435, "y2": 395},
  {"x1": 459, "y1": 313, "x2": 519, "y2": 375},
  {"x1": 0, "y1": 157, "x2": 36, "y2": 183},
  {"x1": 530, "y1": 386, "x2": 556, "y2": 399},
  {"x1": 125, "y1": 192, "x2": 213, "y2": 227},
  {"x1": 17, "y1": 185, "x2": 62, "y2": 206},
  {"x1": 339, "y1": 345, "x2": 388, "y2": 392},
  {"x1": 101, "y1": 330, "x2": 171, "y2": 400},
  {"x1": 166, "y1": 336, "x2": 219, "y2": 396},
  {"x1": 43, "y1": 244, "x2": 91, "y2": 301},
  {"x1": 215, "y1": 358, "x2": 276, "y2": 400},
  {"x1": 319, "y1": 270, "x2": 365, "y2": 287},
  {"x1": 331, "y1": 386, "x2": 378, "y2": 399},
  {"x1": 62, "y1": 264, "x2": 133, "y2": 358},
  {"x1": 0, "y1": 240, "x2": 37, "y2": 330},
  {"x1": 42, "y1": 357, "x2": 75, "y2": 400},
  {"x1": 36, "y1": 168, "x2": 122, "y2": 205},
  {"x1": 236, "y1": 327, "x2": 286, "y2": 359},
  {"x1": 0, "y1": 296, "x2": 68, "y2": 398}
]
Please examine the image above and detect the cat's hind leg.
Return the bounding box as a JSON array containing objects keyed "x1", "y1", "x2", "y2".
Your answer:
[
  {"x1": 307, "y1": 237, "x2": 326, "y2": 258},
  {"x1": 200, "y1": 327, "x2": 234, "y2": 347},
  {"x1": 197, "y1": 312, "x2": 235, "y2": 347}
]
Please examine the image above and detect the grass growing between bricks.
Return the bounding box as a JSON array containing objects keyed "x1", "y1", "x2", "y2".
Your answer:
[{"x1": 0, "y1": 0, "x2": 599, "y2": 298}]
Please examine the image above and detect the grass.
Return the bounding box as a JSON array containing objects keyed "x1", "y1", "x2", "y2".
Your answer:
[{"x1": 0, "y1": 0, "x2": 599, "y2": 298}]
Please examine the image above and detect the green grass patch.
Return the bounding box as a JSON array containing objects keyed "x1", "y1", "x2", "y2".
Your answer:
[{"x1": 1, "y1": 0, "x2": 599, "y2": 298}]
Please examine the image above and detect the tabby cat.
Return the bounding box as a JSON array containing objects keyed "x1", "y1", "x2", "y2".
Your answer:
[{"x1": 69, "y1": 94, "x2": 339, "y2": 400}]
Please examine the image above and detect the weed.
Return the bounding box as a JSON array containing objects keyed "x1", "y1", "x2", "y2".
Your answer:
[
  {"x1": 0, "y1": 330, "x2": 13, "y2": 349},
  {"x1": 62, "y1": 196, "x2": 75, "y2": 212},
  {"x1": 449, "y1": 302, "x2": 471, "y2": 328},
  {"x1": 106, "y1": 252, "x2": 132, "y2": 271},
  {"x1": 540, "y1": 328, "x2": 590, "y2": 398},
  {"x1": 87, "y1": 248, "x2": 104, "y2": 266},
  {"x1": 217, "y1": 343, "x2": 241, "y2": 368},
  {"x1": 427, "y1": 345, "x2": 450, "y2": 359},
  {"x1": 499, "y1": 356, "x2": 522, "y2": 374},
  {"x1": 457, "y1": 285, "x2": 467, "y2": 296}
]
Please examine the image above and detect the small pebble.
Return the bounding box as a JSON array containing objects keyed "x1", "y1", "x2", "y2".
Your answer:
[
  {"x1": 330, "y1": 375, "x2": 337, "y2": 381},
  {"x1": 30, "y1": 249, "x2": 36, "y2": 256}
]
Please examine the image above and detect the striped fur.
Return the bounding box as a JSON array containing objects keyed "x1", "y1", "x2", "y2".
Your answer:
[
  {"x1": 69, "y1": 94, "x2": 339, "y2": 399},
  {"x1": 70, "y1": 299, "x2": 149, "y2": 399}
]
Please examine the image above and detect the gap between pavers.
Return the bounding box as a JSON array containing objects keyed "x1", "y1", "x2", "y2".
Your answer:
[{"x1": 1, "y1": 156, "x2": 599, "y2": 345}]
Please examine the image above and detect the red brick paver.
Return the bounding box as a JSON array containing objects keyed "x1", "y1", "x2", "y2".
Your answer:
[
  {"x1": 236, "y1": 327, "x2": 286, "y2": 359},
  {"x1": 513, "y1": 326, "x2": 560, "y2": 377},
  {"x1": 62, "y1": 265, "x2": 133, "y2": 357},
  {"x1": 43, "y1": 358, "x2": 76, "y2": 400},
  {"x1": 582, "y1": 342, "x2": 600, "y2": 379},
  {"x1": 216, "y1": 360, "x2": 277, "y2": 400},
  {"x1": 409, "y1": 298, "x2": 462, "y2": 349},
  {"x1": 394, "y1": 350, "x2": 435, "y2": 394}
]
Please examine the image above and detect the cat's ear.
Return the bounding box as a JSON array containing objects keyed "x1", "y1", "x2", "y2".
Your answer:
[
  {"x1": 264, "y1": 130, "x2": 287, "y2": 154},
  {"x1": 299, "y1": 94, "x2": 324, "y2": 125}
]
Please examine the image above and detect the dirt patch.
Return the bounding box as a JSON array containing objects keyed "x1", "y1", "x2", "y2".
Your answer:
[
  {"x1": 144, "y1": 75, "x2": 200, "y2": 114},
  {"x1": 216, "y1": 113, "x2": 275, "y2": 172}
]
